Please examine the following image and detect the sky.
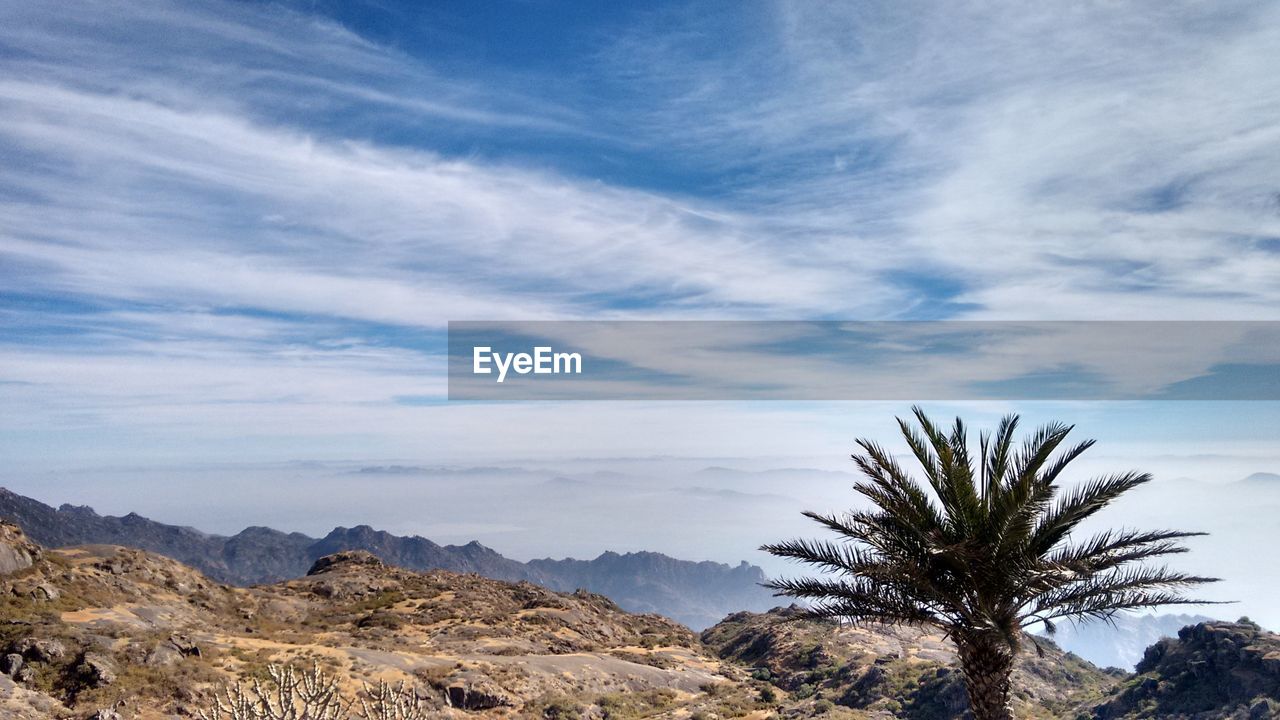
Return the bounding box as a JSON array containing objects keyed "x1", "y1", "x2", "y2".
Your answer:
[{"x1": 2, "y1": 1, "x2": 1280, "y2": 625}]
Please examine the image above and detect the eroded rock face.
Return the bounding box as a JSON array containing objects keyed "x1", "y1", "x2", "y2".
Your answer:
[
  {"x1": 1249, "y1": 698, "x2": 1279, "y2": 719},
  {"x1": 141, "y1": 643, "x2": 182, "y2": 668},
  {"x1": 168, "y1": 634, "x2": 202, "y2": 658},
  {"x1": 445, "y1": 680, "x2": 512, "y2": 711},
  {"x1": 0, "y1": 522, "x2": 40, "y2": 575},
  {"x1": 302, "y1": 550, "x2": 402, "y2": 600},
  {"x1": 0, "y1": 653, "x2": 22, "y2": 677},
  {"x1": 17, "y1": 638, "x2": 67, "y2": 663}
]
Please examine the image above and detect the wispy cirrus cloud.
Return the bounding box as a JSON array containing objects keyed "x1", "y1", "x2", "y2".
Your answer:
[
  {"x1": 596, "y1": 1, "x2": 1280, "y2": 318},
  {"x1": 0, "y1": 0, "x2": 588, "y2": 135},
  {"x1": 6, "y1": 1, "x2": 1279, "y2": 349},
  {"x1": 1, "y1": 0, "x2": 1279, "y2": 562},
  {"x1": 0, "y1": 79, "x2": 869, "y2": 324}
]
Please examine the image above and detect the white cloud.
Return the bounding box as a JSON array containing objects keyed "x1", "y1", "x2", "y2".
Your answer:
[
  {"x1": 599, "y1": 1, "x2": 1280, "y2": 318},
  {"x1": 1, "y1": 0, "x2": 1278, "y2": 617},
  {"x1": 0, "y1": 78, "x2": 877, "y2": 325}
]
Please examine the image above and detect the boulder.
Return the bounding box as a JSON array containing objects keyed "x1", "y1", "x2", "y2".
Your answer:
[
  {"x1": 168, "y1": 634, "x2": 202, "y2": 658},
  {"x1": 1250, "y1": 698, "x2": 1278, "y2": 719},
  {"x1": 30, "y1": 583, "x2": 59, "y2": 601},
  {"x1": 77, "y1": 652, "x2": 117, "y2": 688},
  {"x1": 0, "y1": 653, "x2": 22, "y2": 677},
  {"x1": 444, "y1": 680, "x2": 511, "y2": 711},
  {"x1": 143, "y1": 643, "x2": 182, "y2": 668},
  {"x1": 1093, "y1": 621, "x2": 1280, "y2": 718},
  {"x1": 17, "y1": 638, "x2": 67, "y2": 662}
]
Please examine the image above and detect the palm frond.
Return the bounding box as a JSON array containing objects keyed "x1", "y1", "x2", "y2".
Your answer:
[
  {"x1": 1024, "y1": 565, "x2": 1219, "y2": 623},
  {"x1": 901, "y1": 406, "x2": 981, "y2": 536},
  {"x1": 1047, "y1": 528, "x2": 1206, "y2": 573},
  {"x1": 982, "y1": 414, "x2": 1019, "y2": 504},
  {"x1": 850, "y1": 443, "x2": 945, "y2": 534},
  {"x1": 764, "y1": 575, "x2": 945, "y2": 626},
  {"x1": 1024, "y1": 589, "x2": 1225, "y2": 628},
  {"x1": 1030, "y1": 472, "x2": 1153, "y2": 554},
  {"x1": 760, "y1": 537, "x2": 883, "y2": 577},
  {"x1": 986, "y1": 422, "x2": 1074, "y2": 539}
]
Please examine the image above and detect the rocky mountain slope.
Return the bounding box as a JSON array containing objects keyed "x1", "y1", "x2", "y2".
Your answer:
[
  {"x1": 703, "y1": 606, "x2": 1121, "y2": 719},
  {"x1": 1093, "y1": 620, "x2": 1280, "y2": 719},
  {"x1": 2, "y1": 523, "x2": 1278, "y2": 719},
  {"x1": 0, "y1": 521, "x2": 768, "y2": 719},
  {"x1": 0, "y1": 487, "x2": 774, "y2": 629}
]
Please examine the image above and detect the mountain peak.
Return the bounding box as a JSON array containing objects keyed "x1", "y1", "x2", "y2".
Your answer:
[{"x1": 326, "y1": 524, "x2": 390, "y2": 540}]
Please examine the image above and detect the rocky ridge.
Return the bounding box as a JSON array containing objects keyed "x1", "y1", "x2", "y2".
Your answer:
[
  {"x1": 0, "y1": 522, "x2": 768, "y2": 718},
  {"x1": 0, "y1": 487, "x2": 774, "y2": 629},
  {"x1": 702, "y1": 606, "x2": 1120, "y2": 719},
  {"x1": 1093, "y1": 620, "x2": 1280, "y2": 719},
  {"x1": 3, "y1": 522, "x2": 1279, "y2": 719}
]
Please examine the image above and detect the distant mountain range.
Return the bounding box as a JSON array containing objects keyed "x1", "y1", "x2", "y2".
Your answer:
[
  {"x1": 0, "y1": 487, "x2": 776, "y2": 629},
  {"x1": 1041, "y1": 612, "x2": 1216, "y2": 669}
]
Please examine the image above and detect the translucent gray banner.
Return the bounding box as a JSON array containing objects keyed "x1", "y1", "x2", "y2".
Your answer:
[{"x1": 447, "y1": 321, "x2": 1280, "y2": 401}]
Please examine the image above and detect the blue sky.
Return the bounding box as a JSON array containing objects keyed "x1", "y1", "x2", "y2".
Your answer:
[{"x1": 2, "y1": 1, "x2": 1280, "y2": 623}]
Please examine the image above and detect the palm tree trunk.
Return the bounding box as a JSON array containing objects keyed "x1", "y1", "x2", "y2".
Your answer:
[{"x1": 955, "y1": 634, "x2": 1016, "y2": 720}]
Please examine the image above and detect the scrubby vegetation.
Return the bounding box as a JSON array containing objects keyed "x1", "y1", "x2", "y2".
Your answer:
[{"x1": 196, "y1": 662, "x2": 431, "y2": 720}]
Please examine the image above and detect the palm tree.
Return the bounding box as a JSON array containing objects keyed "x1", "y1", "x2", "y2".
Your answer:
[{"x1": 762, "y1": 408, "x2": 1219, "y2": 720}]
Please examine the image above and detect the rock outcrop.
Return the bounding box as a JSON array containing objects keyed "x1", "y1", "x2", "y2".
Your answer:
[
  {"x1": 306, "y1": 548, "x2": 386, "y2": 575},
  {"x1": 1093, "y1": 619, "x2": 1280, "y2": 719},
  {"x1": 0, "y1": 521, "x2": 39, "y2": 575}
]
